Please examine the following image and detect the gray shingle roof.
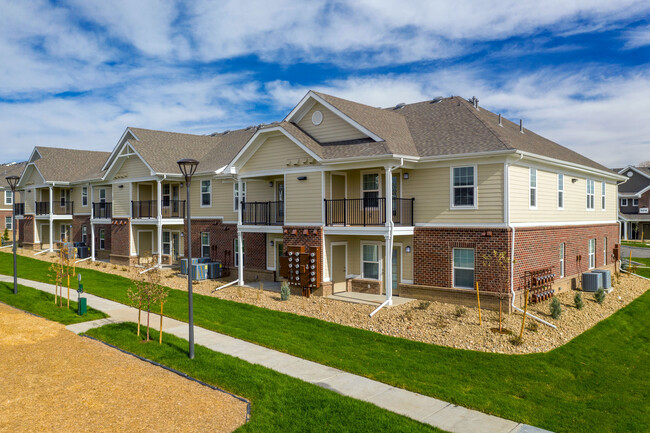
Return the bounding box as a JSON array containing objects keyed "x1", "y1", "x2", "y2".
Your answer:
[
  {"x1": 33, "y1": 147, "x2": 110, "y2": 182},
  {"x1": 617, "y1": 167, "x2": 650, "y2": 193},
  {"x1": 0, "y1": 162, "x2": 26, "y2": 180}
]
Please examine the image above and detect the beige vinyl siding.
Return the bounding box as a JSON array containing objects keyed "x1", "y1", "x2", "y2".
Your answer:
[
  {"x1": 402, "y1": 163, "x2": 504, "y2": 224},
  {"x1": 245, "y1": 179, "x2": 273, "y2": 202},
  {"x1": 115, "y1": 155, "x2": 151, "y2": 179},
  {"x1": 213, "y1": 179, "x2": 238, "y2": 222},
  {"x1": 188, "y1": 175, "x2": 213, "y2": 217},
  {"x1": 323, "y1": 235, "x2": 361, "y2": 280},
  {"x1": 92, "y1": 185, "x2": 112, "y2": 203},
  {"x1": 0, "y1": 190, "x2": 7, "y2": 211},
  {"x1": 396, "y1": 236, "x2": 413, "y2": 282},
  {"x1": 297, "y1": 102, "x2": 367, "y2": 143},
  {"x1": 509, "y1": 165, "x2": 618, "y2": 223},
  {"x1": 241, "y1": 135, "x2": 314, "y2": 173},
  {"x1": 112, "y1": 182, "x2": 131, "y2": 217},
  {"x1": 71, "y1": 185, "x2": 90, "y2": 211},
  {"x1": 266, "y1": 236, "x2": 284, "y2": 270},
  {"x1": 23, "y1": 166, "x2": 44, "y2": 187},
  {"x1": 24, "y1": 188, "x2": 34, "y2": 214},
  {"x1": 134, "y1": 226, "x2": 158, "y2": 256},
  {"x1": 285, "y1": 172, "x2": 322, "y2": 224}
]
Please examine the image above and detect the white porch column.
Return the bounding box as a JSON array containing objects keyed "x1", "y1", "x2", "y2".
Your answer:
[
  {"x1": 157, "y1": 179, "x2": 162, "y2": 267},
  {"x1": 384, "y1": 166, "x2": 393, "y2": 304},
  {"x1": 90, "y1": 185, "x2": 95, "y2": 261},
  {"x1": 48, "y1": 186, "x2": 54, "y2": 250},
  {"x1": 237, "y1": 179, "x2": 244, "y2": 285},
  {"x1": 623, "y1": 221, "x2": 628, "y2": 240}
]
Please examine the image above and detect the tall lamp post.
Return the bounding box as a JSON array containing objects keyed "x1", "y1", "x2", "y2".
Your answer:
[
  {"x1": 6, "y1": 175, "x2": 19, "y2": 295},
  {"x1": 177, "y1": 158, "x2": 199, "y2": 359}
]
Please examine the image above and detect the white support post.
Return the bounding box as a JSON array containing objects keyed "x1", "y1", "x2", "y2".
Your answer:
[
  {"x1": 384, "y1": 166, "x2": 393, "y2": 304},
  {"x1": 623, "y1": 221, "x2": 628, "y2": 241},
  {"x1": 157, "y1": 179, "x2": 162, "y2": 267},
  {"x1": 90, "y1": 185, "x2": 95, "y2": 261},
  {"x1": 48, "y1": 186, "x2": 53, "y2": 251},
  {"x1": 237, "y1": 178, "x2": 244, "y2": 285}
]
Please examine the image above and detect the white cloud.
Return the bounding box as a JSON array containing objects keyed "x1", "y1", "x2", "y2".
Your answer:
[{"x1": 624, "y1": 24, "x2": 650, "y2": 49}]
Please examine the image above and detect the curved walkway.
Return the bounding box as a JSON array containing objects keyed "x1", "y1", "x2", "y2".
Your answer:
[{"x1": 0, "y1": 275, "x2": 552, "y2": 433}]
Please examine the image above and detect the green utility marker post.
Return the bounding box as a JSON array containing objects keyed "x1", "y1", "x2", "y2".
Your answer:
[{"x1": 77, "y1": 273, "x2": 87, "y2": 315}]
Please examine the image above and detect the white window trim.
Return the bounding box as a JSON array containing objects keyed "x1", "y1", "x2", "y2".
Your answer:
[
  {"x1": 99, "y1": 229, "x2": 105, "y2": 250},
  {"x1": 5, "y1": 216, "x2": 12, "y2": 231},
  {"x1": 233, "y1": 182, "x2": 246, "y2": 212},
  {"x1": 621, "y1": 198, "x2": 628, "y2": 207},
  {"x1": 200, "y1": 179, "x2": 212, "y2": 208},
  {"x1": 633, "y1": 198, "x2": 639, "y2": 207},
  {"x1": 4, "y1": 190, "x2": 13, "y2": 206},
  {"x1": 200, "y1": 232, "x2": 210, "y2": 258},
  {"x1": 588, "y1": 238, "x2": 596, "y2": 269},
  {"x1": 450, "y1": 165, "x2": 478, "y2": 210},
  {"x1": 99, "y1": 188, "x2": 106, "y2": 203},
  {"x1": 81, "y1": 225, "x2": 87, "y2": 244},
  {"x1": 360, "y1": 241, "x2": 382, "y2": 281},
  {"x1": 586, "y1": 179, "x2": 595, "y2": 211},
  {"x1": 234, "y1": 238, "x2": 244, "y2": 267},
  {"x1": 601, "y1": 181, "x2": 606, "y2": 211},
  {"x1": 529, "y1": 168, "x2": 538, "y2": 210},
  {"x1": 162, "y1": 231, "x2": 171, "y2": 255},
  {"x1": 360, "y1": 171, "x2": 381, "y2": 209},
  {"x1": 559, "y1": 243, "x2": 565, "y2": 278},
  {"x1": 82, "y1": 186, "x2": 88, "y2": 207},
  {"x1": 162, "y1": 184, "x2": 171, "y2": 207},
  {"x1": 603, "y1": 237, "x2": 607, "y2": 265},
  {"x1": 452, "y1": 247, "x2": 475, "y2": 289},
  {"x1": 557, "y1": 173, "x2": 564, "y2": 210}
]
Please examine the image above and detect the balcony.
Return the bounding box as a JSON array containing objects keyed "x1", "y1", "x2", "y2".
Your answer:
[
  {"x1": 241, "y1": 201, "x2": 284, "y2": 225},
  {"x1": 324, "y1": 197, "x2": 414, "y2": 227},
  {"x1": 92, "y1": 202, "x2": 112, "y2": 219},
  {"x1": 13, "y1": 203, "x2": 24, "y2": 216},
  {"x1": 131, "y1": 200, "x2": 186, "y2": 219},
  {"x1": 35, "y1": 201, "x2": 74, "y2": 216}
]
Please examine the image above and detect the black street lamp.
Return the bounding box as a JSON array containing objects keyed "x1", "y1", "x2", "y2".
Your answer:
[
  {"x1": 177, "y1": 158, "x2": 199, "y2": 359},
  {"x1": 6, "y1": 175, "x2": 19, "y2": 295}
]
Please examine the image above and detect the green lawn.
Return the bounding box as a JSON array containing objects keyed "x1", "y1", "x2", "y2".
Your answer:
[
  {"x1": 622, "y1": 241, "x2": 650, "y2": 249},
  {"x1": 1, "y1": 252, "x2": 649, "y2": 433},
  {"x1": 0, "y1": 281, "x2": 107, "y2": 324},
  {"x1": 85, "y1": 323, "x2": 442, "y2": 433},
  {"x1": 629, "y1": 257, "x2": 650, "y2": 278}
]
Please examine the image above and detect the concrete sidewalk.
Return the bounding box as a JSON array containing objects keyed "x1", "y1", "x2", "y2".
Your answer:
[{"x1": 1, "y1": 274, "x2": 551, "y2": 433}]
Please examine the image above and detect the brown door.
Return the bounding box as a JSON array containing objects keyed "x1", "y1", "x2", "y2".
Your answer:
[
  {"x1": 138, "y1": 231, "x2": 153, "y2": 260},
  {"x1": 332, "y1": 244, "x2": 347, "y2": 293},
  {"x1": 331, "y1": 174, "x2": 346, "y2": 225}
]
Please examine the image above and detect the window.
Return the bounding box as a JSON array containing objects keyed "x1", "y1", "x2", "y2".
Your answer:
[
  {"x1": 601, "y1": 181, "x2": 606, "y2": 210},
  {"x1": 4, "y1": 190, "x2": 13, "y2": 205},
  {"x1": 99, "y1": 188, "x2": 106, "y2": 203},
  {"x1": 362, "y1": 244, "x2": 380, "y2": 280},
  {"x1": 453, "y1": 248, "x2": 475, "y2": 289},
  {"x1": 559, "y1": 243, "x2": 565, "y2": 278},
  {"x1": 60, "y1": 225, "x2": 67, "y2": 242},
  {"x1": 234, "y1": 238, "x2": 244, "y2": 266},
  {"x1": 162, "y1": 231, "x2": 171, "y2": 255},
  {"x1": 586, "y1": 179, "x2": 595, "y2": 210},
  {"x1": 81, "y1": 225, "x2": 87, "y2": 244},
  {"x1": 99, "y1": 229, "x2": 105, "y2": 250},
  {"x1": 234, "y1": 182, "x2": 246, "y2": 211},
  {"x1": 82, "y1": 186, "x2": 88, "y2": 206},
  {"x1": 201, "y1": 232, "x2": 210, "y2": 258},
  {"x1": 557, "y1": 174, "x2": 564, "y2": 209},
  {"x1": 588, "y1": 239, "x2": 596, "y2": 269},
  {"x1": 603, "y1": 237, "x2": 607, "y2": 265},
  {"x1": 452, "y1": 166, "x2": 476, "y2": 208},
  {"x1": 5, "y1": 216, "x2": 12, "y2": 231},
  {"x1": 162, "y1": 184, "x2": 170, "y2": 207},
  {"x1": 362, "y1": 173, "x2": 379, "y2": 208},
  {"x1": 633, "y1": 198, "x2": 639, "y2": 207},
  {"x1": 200, "y1": 180, "x2": 211, "y2": 207},
  {"x1": 621, "y1": 198, "x2": 628, "y2": 207},
  {"x1": 529, "y1": 168, "x2": 537, "y2": 208}
]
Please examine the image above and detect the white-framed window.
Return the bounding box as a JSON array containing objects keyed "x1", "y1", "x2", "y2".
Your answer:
[
  {"x1": 529, "y1": 168, "x2": 537, "y2": 209},
  {"x1": 557, "y1": 174, "x2": 564, "y2": 209},
  {"x1": 234, "y1": 182, "x2": 246, "y2": 211},
  {"x1": 4, "y1": 190, "x2": 13, "y2": 205},
  {"x1": 99, "y1": 229, "x2": 105, "y2": 250},
  {"x1": 559, "y1": 243, "x2": 565, "y2": 278},
  {"x1": 586, "y1": 179, "x2": 595, "y2": 210},
  {"x1": 162, "y1": 231, "x2": 171, "y2": 255},
  {"x1": 621, "y1": 198, "x2": 628, "y2": 207},
  {"x1": 588, "y1": 238, "x2": 596, "y2": 269},
  {"x1": 5, "y1": 216, "x2": 12, "y2": 231},
  {"x1": 451, "y1": 166, "x2": 476, "y2": 208},
  {"x1": 200, "y1": 180, "x2": 211, "y2": 207},
  {"x1": 601, "y1": 181, "x2": 606, "y2": 210},
  {"x1": 633, "y1": 198, "x2": 639, "y2": 207},
  {"x1": 234, "y1": 238, "x2": 244, "y2": 267},
  {"x1": 81, "y1": 225, "x2": 87, "y2": 244},
  {"x1": 603, "y1": 237, "x2": 607, "y2": 265},
  {"x1": 361, "y1": 243, "x2": 380, "y2": 280},
  {"x1": 99, "y1": 188, "x2": 106, "y2": 203},
  {"x1": 362, "y1": 173, "x2": 380, "y2": 208},
  {"x1": 82, "y1": 186, "x2": 88, "y2": 206},
  {"x1": 453, "y1": 248, "x2": 475, "y2": 289},
  {"x1": 201, "y1": 232, "x2": 210, "y2": 258},
  {"x1": 60, "y1": 224, "x2": 67, "y2": 242},
  {"x1": 162, "y1": 184, "x2": 171, "y2": 207}
]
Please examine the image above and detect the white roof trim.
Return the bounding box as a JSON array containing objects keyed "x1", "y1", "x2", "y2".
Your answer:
[
  {"x1": 284, "y1": 91, "x2": 384, "y2": 143},
  {"x1": 103, "y1": 139, "x2": 156, "y2": 180},
  {"x1": 17, "y1": 163, "x2": 46, "y2": 188},
  {"x1": 101, "y1": 127, "x2": 140, "y2": 171},
  {"x1": 516, "y1": 151, "x2": 626, "y2": 181},
  {"x1": 617, "y1": 165, "x2": 650, "y2": 181},
  {"x1": 225, "y1": 125, "x2": 322, "y2": 174},
  {"x1": 27, "y1": 148, "x2": 43, "y2": 164}
]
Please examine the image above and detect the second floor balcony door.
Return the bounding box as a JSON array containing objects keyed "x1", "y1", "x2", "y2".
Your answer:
[
  {"x1": 138, "y1": 184, "x2": 154, "y2": 218},
  {"x1": 276, "y1": 181, "x2": 284, "y2": 218}
]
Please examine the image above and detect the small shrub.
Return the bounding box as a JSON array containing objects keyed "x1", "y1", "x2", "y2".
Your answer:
[
  {"x1": 121, "y1": 267, "x2": 128, "y2": 272},
  {"x1": 595, "y1": 288, "x2": 606, "y2": 305},
  {"x1": 526, "y1": 321, "x2": 539, "y2": 332},
  {"x1": 2, "y1": 228, "x2": 9, "y2": 243},
  {"x1": 550, "y1": 297, "x2": 562, "y2": 319},
  {"x1": 112, "y1": 265, "x2": 117, "y2": 270},
  {"x1": 280, "y1": 282, "x2": 290, "y2": 301},
  {"x1": 454, "y1": 306, "x2": 467, "y2": 317},
  {"x1": 416, "y1": 301, "x2": 431, "y2": 310},
  {"x1": 574, "y1": 292, "x2": 584, "y2": 310},
  {"x1": 510, "y1": 336, "x2": 523, "y2": 346}
]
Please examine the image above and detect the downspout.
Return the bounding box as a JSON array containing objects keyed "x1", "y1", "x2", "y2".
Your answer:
[
  {"x1": 49, "y1": 184, "x2": 54, "y2": 252},
  {"x1": 156, "y1": 175, "x2": 166, "y2": 268},
  {"x1": 507, "y1": 154, "x2": 557, "y2": 328}
]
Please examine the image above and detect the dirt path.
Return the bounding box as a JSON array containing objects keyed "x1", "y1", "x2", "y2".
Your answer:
[{"x1": 0, "y1": 303, "x2": 247, "y2": 433}]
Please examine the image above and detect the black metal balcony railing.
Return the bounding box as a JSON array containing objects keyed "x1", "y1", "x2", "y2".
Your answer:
[
  {"x1": 35, "y1": 201, "x2": 74, "y2": 215},
  {"x1": 241, "y1": 201, "x2": 284, "y2": 225},
  {"x1": 324, "y1": 197, "x2": 414, "y2": 226},
  {"x1": 35, "y1": 202, "x2": 49, "y2": 215},
  {"x1": 13, "y1": 203, "x2": 24, "y2": 216},
  {"x1": 131, "y1": 200, "x2": 186, "y2": 219},
  {"x1": 92, "y1": 202, "x2": 112, "y2": 219}
]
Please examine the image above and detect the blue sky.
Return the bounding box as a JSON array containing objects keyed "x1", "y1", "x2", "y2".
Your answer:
[{"x1": 1, "y1": 0, "x2": 649, "y2": 167}]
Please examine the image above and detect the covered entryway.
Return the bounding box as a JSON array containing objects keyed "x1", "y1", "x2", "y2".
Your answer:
[
  {"x1": 392, "y1": 246, "x2": 401, "y2": 296},
  {"x1": 331, "y1": 243, "x2": 347, "y2": 293},
  {"x1": 138, "y1": 230, "x2": 153, "y2": 260}
]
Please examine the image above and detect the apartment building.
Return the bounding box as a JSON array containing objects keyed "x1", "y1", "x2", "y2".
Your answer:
[
  {"x1": 14, "y1": 91, "x2": 624, "y2": 309},
  {"x1": 0, "y1": 162, "x2": 26, "y2": 241},
  {"x1": 615, "y1": 165, "x2": 650, "y2": 240}
]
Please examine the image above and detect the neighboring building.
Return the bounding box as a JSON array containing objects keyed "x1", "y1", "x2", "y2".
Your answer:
[
  {"x1": 14, "y1": 92, "x2": 625, "y2": 310},
  {"x1": 0, "y1": 162, "x2": 26, "y2": 242},
  {"x1": 615, "y1": 166, "x2": 650, "y2": 240}
]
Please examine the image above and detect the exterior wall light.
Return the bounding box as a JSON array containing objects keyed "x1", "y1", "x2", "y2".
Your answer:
[
  {"x1": 405, "y1": 246, "x2": 411, "y2": 253},
  {"x1": 297, "y1": 176, "x2": 307, "y2": 181},
  {"x1": 403, "y1": 173, "x2": 409, "y2": 179}
]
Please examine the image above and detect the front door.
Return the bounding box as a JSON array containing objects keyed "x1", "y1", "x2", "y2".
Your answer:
[
  {"x1": 392, "y1": 247, "x2": 401, "y2": 295},
  {"x1": 332, "y1": 244, "x2": 347, "y2": 293},
  {"x1": 138, "y1": 231, "x2": 153, "y2": 260},
  {"x1": 276, "y1": 181, "x2": 284, "y2": 221},
  {"x1": 172, "y1": 233, "x2": 180, "y2": 263},
  {"x1": 41, "y1": 224, "x2": 50, "y2": 248},
  {"x1": 276, "y1": 241, "x2": 284, "y2": 280}
]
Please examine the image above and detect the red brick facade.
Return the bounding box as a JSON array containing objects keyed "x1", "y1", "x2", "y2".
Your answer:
[
  {"x1": 20, "y1": 216, "x2": 34, "y2": 246},
  {"x1": 109, "y1": 218, "x2": 130, "y2": 264},
  {"x1": 93, "y1": 223, "x2": 111, "y2": 259},
  {"x1": 0, "y1": 210, "x2": 18, "y2": 240},
  {"x1": 282, "y1": 225, "x2": 323, "y2": 273},
  {"x1": 72, "y1": 215, "x2": 90, "y2": 244}
]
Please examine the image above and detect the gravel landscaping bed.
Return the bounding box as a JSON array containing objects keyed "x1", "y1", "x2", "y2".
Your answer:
[{"x1": 18, "y1": 249, "x2": 649, "y2": 354}]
